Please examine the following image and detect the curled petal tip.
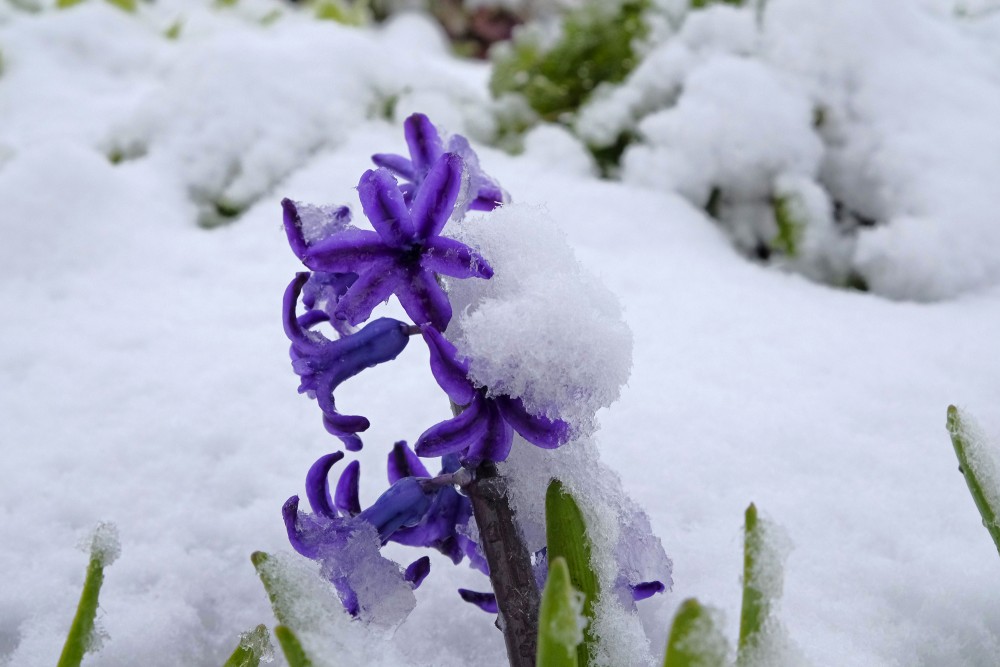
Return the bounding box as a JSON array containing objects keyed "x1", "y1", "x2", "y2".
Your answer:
[{"x1": 457, "y1": 589, "x2": 498, "y2": 614}]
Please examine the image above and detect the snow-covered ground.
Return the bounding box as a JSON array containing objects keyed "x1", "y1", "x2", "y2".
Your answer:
[{"x1": 2, "y1": 1, "x2": 1000, "y2": 665}]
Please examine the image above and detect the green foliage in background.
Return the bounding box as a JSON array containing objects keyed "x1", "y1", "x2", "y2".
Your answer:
[{"x1": 490, "y1": 0, "x2": 649, "y2": 123}]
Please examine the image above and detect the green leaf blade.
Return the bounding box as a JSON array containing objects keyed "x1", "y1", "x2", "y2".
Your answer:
[
  {"x1": 537, "y1": 557, "x2": 582, "y2": 667},
  {"x1": 274, "y1": 626, "x2": 312, "y2": 667},
  {"x1": 223, "y1": 624, "x2": 272, "y2": 667},
  {"x1": 57, "y1": 524, "x2": 119, "y2": 667},
  {"x1": 663, "y1": 598, "x2": 727, "y2": 667},
  {"x1": 738, "y1": 503, "x2": 766, "y2": 652},
  {"x1": 545, "y1": 479, "x2": 599, "y2": 667},
  {"x1": 947, "y1": 405, "x2": 1000, "y2": 555}
]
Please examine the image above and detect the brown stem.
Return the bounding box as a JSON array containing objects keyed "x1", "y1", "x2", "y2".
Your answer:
[{"x1": 465, "y1": 462, "x2": 539, "y2": 667}]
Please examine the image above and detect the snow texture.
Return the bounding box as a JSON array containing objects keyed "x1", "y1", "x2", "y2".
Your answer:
[
  {"x1": 446, "y1": 203, "x2": 633, "y2": 434},
  {"x1": 2, "y1": 1, "x2": 1000, "y2": 666}
]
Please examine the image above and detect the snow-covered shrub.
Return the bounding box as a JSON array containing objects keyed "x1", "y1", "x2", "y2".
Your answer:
[{"x1": 492, "y1": 0, "x2": 1000, "y2": 299}]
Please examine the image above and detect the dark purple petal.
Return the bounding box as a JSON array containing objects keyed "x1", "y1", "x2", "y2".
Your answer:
[
  {"x1": 469, "y1": 187, "x2": 505, "y2": 212},
  {"x1": 415, "y1": 395, "x2": 489, "y2": 457},
  {"x1": 387, "y1": 441, "x2": 430, "y2": 483},
  {"x1": 335, "y1": 460, "x2": 362, "y2": 517},
  {"x1": 462, "y1": 401, "x2": 513, "y2": 466},
  {"x1": 457, "y1": 589, "x2": 497, "y2": 614},
  {"x1": 357, "y1": 477, "x2": 433, "y2": 543},
  {"x1": 357, "y1": 168, "x2": 414, "y2": 247},
  {"x1": 301, "y1": 228, "x2": 392, "y2": 274},
  {"x1": 420, "y1": 235, "x2": 493, "y2": 280},
  {"x1": 395, "y1": 267, "x2": 452, "y2": 330},
  {"x1": 631, "y1": 580, "x2": 665, "y2": 601},
  {"x1": 404, "y1": 113, "x2": 444, "y2": 177},
  {"x1": 305, "y1": 452, "x2": 344, "y2": 519},
  {"x1": 282, "y1": 496, "x2": 318, "y2": 558},
  {"x1": 282, "y1": 198, "x2": 311, "y2": 259},
  {"x1": 323, "y1": 422, "x2": 364, "y2": 452},
  {"x1": 333, "y1": 258, "x2": 404, "y2": 326},
  {"x1": 371, "y1": 153, "x2": 416, "y2": 180},
  {"x1": 297, "y1": 309, "x2": 329, "y2": 330},
  {"x1": 283, "y1": 273, "x2": 327, "y2": 354},
  {"x1": 410, "y1": 153, "x2": 464, "y2": 241},
  {"x1": 404, "y1": 556, "x2": 431, "y2": 589},
  {"x1": 302, "y1": 271, "x2": 358, "y2": 322},
  {"x1": 420, "y1": 325, "x2": 475, "y2": 405},
  {"x1": 495, "y1": 395, "x2": 570, "y2": 449},
  {"x1": 315, "y1": 385, "x2": 370, "y2": 434}
]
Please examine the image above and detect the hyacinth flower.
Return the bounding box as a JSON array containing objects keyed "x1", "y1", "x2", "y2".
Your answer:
[
  {"x1": 372, "y1": 112, "x2": 507, "y2": 213},
  {"x1": 283, "y1": 451, "x2": 433, "y2": 616},
  {"x1": 296, "y1": 153, "x2": 493, "y2": 331},
  {"x1": 282, "y1": 199, "x2": 359, "y2": 336},
  {"x1": 383, "y1": 441, "x2": 489, "y2": 575},
  {"x1": 283, "y1": 272, "x2": 414, "y2": 450},
  {"x1": 414, "y1": 326, "x2": 571, "y2": 466}
]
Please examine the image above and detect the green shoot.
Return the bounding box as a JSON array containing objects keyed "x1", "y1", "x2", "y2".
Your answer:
[
  {"x1": 947, "y1": 405, "x2": 1000, "y2": 555},
  {"x1": 57, "y1": 523, "x2": 119, "y2": 667},
  {"x1": 662, "y1": 599, "x2": 727, "y2": 667},
  {"x1": 222, "y1": 624, "x2": 272, "y2": 667},
  {"x1": 537, "y1": 557, "x2": 584, "y2": 667},
  {"x1": 545, "y1": 479, "x2": 599, "y2": 667}
]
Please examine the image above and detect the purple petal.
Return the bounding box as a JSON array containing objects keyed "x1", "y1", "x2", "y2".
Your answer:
[
  {"x1": 395, "y1": 267, "x2": 452, "y2": 330},
  {"x1": 420, "y1": 235, "x2": 493, "y2": 280},
  {"x1": 415, "y1": 396, "x2": 489, "y2": 457},
  {"x1": 495, "y1": 395, "x2": 570, "y2": 449},
  {"x1": 282, "y1": 199, "x2": 353, "y2": 260},
  {"x1": 357, "y1": 477, "x2": 433, "y2": 543},
  {"x1": 282, "y1": 496, "x2": 318, "y2": 558},
  {"x1": 334, "y1": 258, "x2": 404, "y2": 326},
  {"x1": 283, "y1": 273, "x2": 328, "y2": 354},
  {"x1": 324, "y1": 422, "x2": 364, "y2": 452},
  {"x1": 404, "y1": 113, "x2": 444, "y2": 177},
  {"x1": 631, "y1": 580, "x2": 666, "y2": 601},
  {"x1": 305, "y1": 452, "x2": 345, "y2": 519},
  {"x1": 410, "y1": 153, "x2": 464, "y2": 240},
  {"x1": 387, "y1": 441, "x2": 430, "y2": 484},
  {"x1": 462, "y1": 401, "x2": 513, "y2": 466},
  {"x1": 404, "y1": 556, "x2": 431, "y2": 589},
  {"x1": 469, "y1": 187, "x2": 505, "y2": 212},
  {"x1": 457, "y1": 589, "x2": 498, "y2": 614},
  {"x1": 302, "y1": 228, "x2": 393, "y2": 274},
  {"x1": 282, "y1": 198, "x2": 311, "y2": 259},
  {"x1": 357, "y1": 168, "x2": 414, "y2": 247},
  {"x1": 316, "y1": 385, "x2": 370, "y2": 434},
  {"x1": 371, "y1": 153, "x2": 416, "y2": 180},
  {"x1": 420, "y1": 325, "x2": 475, "y2": 405},
  {"x1": 335, "y1": 460, "x2": 362, "y2": 517}
]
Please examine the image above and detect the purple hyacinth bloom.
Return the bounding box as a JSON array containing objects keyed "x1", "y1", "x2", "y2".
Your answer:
[
  {"x1": 372, "y1": 113, "x2": 508, "y2": 213},
  {"x1": 283, "y1": 199, "x2": 359, "y2": 336},
  {"x1": 414, "y1": 326, "x2": 571, "y2": 466},
  {"x1": 283, "y1": 272, "x2": 413, "y2": 450},
  {"x1": 283, "y1": 451, "x2": 436, "y2": 617},
  {"x1": 297, "y1": 154, "x2": 493, "y2": 331},
  {"x1": 384, "y1": 442, "x2": 482, "y2": 568}
]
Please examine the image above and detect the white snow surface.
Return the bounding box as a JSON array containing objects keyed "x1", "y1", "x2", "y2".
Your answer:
[{"x1": 2, "y1": 2, "x2": 1000, "y2": 667}]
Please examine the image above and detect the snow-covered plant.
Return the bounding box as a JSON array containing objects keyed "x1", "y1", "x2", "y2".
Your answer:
[
  {"x1": 661, "y1": 504, "x2": 799, "y2": 667},
  {"x1": 947, "y1": 405, "x2": 1000, "y2": 557},
  {"x1": 267, "y1": 112, "x2": 672, "y2": 666},
  {"x1": 489, "y1": 0, "x2": 651, "y2": 149}
]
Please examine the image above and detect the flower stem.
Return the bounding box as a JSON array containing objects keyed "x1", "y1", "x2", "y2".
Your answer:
[{"x1": 466, "y1": 461, "x2": 540, "y2": 667}]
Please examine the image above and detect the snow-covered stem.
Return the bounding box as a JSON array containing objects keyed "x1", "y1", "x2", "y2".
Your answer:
[
  {"x1": 466, "y1": 461, "x2": 540, "y2": 667},
  {"x1": 947, "y1": 405, "x2": 1000, "y2": 556}
]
